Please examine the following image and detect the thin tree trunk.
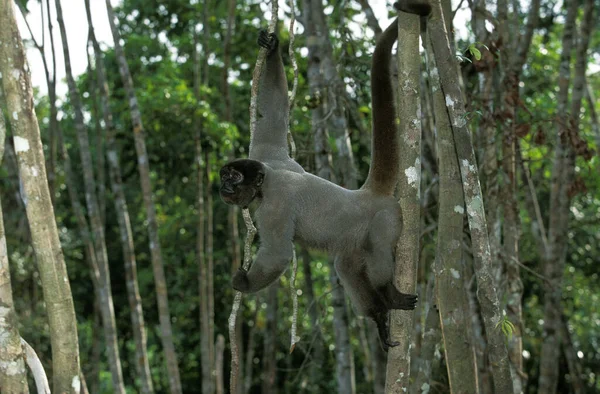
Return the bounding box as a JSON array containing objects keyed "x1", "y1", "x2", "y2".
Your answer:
[
  {"x1": 303, "y1": 1, "x2": 356, "y2": 391},
  {"x1": 410, "y1": 273, "x2": 441, "y2": 394},
  {"x1": 0, "y1": 95, "x2": 29, "y2": 394},
  {"x1": 215, "y1": 334, "x2": 225, "y2": 394},
  {"x1": 427, "y1": 1, "x2": 514, "y2": 392},
  {"x1": 385, "y1": 11, "x2": 422, "y2": 392},
  {"x1": 21, "y1": 338, "x2": 50, "y2": 394},
  {"x1": 368, "y1": 320, "x2": 386, "y2": 394},
  {"x1": 194, "y1": 3, "x2": 213, "y2": 392},
  {"x1": 499, "y1": 2, "x2": 539, "y2": 391},
  {"x1": 357, "y1": 0, "x2": 382, "y2": 38},
  {"x1": 89, "y1": 300, "x2": 102, "y2": 394},
  {"x1": 539, "y1": 1, "x2": 594, "y2": 392},
  {"x1": 330, "y1": 269, "x2": 356, "y2": 394},
  {"x1": 0, "y1": 2, "x2": 80, "y2": 391},
  {"x1": 427, "y1": 29, "x2": 478, "y2": 394},
  {"x1": 300, "y1": 249, "x2": 327, "y2": 390},
  {"x1": 87, "y1": 52, "x2": 106, "y2": 227},
  {"x1": 560, "y1": 317, "x2": 584, "y2": 394},
  {"x1": 262, "y1": 284, "x2": 279, "y2": 394},
  {"x1": 84, "y1": 2, "x2": 154, "y2": 391},
  {"x1": 243, "y1": 295, "x2": 260, "y2": 393},
  {"x1": 104, "y1": 2, "x2": 182, "y2": 392},
  {"x1": 303, "y1": 0, "x2": 358, "y2": 188},
  {"x1": 54, "y1": 1, "x2": 125, "y2": 391},
  {"x1": 221, "y1": 5, "x2": 244, "y2": 390},
  {"x1": 205, "y1": 149, "x2": 216, "y2": 391}
]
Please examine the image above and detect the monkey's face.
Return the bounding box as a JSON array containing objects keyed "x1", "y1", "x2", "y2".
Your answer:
[{"x1": 219, "y1": 160, "x2": 265, "y2": 208}]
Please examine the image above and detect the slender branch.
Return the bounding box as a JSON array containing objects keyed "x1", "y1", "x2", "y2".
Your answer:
[
  {"x1": 289, "y1": 248, "x2": 300, "y2": 352},
  {"x1": 16, "y1": 4, "x2": 42, "y2": 50},
  {"x1": 228, "y1": 1, "x2": 279, "y2": 390},
  {"x1": 228, "y1": 209, "x2": 258, "y2": 394},
  {"x1": 21, "y1": 338, "x2": 51, "y2": 394},
  {"x1": 288, "y1": 0, "x2": 298, "y2": 158}
]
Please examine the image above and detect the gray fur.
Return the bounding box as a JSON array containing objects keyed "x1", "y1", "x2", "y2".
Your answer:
[{"x1": 221, "y1": 2, "x2": 429, "y2": 350}]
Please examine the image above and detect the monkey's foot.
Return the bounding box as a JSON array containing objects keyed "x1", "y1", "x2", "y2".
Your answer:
[
  {"x1": 232, "y1": 267, "x2": 250, "y2": 292},
  {"x1": 394, "y1": 293, "x2": 418, "y2": 310},
  {"x1": 380, "y1": 283, "x2": 419, "y2": 310},
  {"x1": 372, "y1": 310, "x2": 399, "y2": 352},
  {"x1": 257, "y1": 30, "x2": 279, "y2": 54}
]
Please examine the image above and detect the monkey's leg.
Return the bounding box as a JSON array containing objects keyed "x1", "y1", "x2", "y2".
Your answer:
[
  {"x1": 365, "y1": 212, "x2": 418, "y2": 311},
  {"x1": 335, "y1": 255, "x2": 399, "y2": 351}
]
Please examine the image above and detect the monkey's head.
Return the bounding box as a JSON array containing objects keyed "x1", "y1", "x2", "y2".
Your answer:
[{"x1": 219, "y1": 159, "x2": 265, "y2": 208}]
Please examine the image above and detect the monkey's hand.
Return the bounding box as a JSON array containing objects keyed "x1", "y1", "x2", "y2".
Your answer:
[
  {"x1": 257, "y1": 30, "x2": 279, "y2": 55},
  {"x1": 393, "y1": 0, "x2": 432, "y2": 16},
  {"x1": 232, "y1": 267, "x2": 250, "y2": 292}
]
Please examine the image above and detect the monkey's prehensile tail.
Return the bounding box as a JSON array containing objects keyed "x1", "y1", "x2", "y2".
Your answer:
[
  {"x1": 361, "y1": 17, "x2": 401, "y2": 196},
  {"x1": 362, "y1": 1, "x2": 431, "y2": 196}
]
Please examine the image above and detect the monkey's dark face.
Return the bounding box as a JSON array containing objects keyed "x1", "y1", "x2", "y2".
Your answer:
[{"x1": 219, "y1": 159, "x2": 265, "y2": 208}]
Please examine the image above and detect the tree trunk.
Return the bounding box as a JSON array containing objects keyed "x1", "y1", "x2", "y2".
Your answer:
[
  {"x1": 104, "y1": 2, "x2": 183, "y2": 392},
  {"x1": 221, "y1": 2, "x2": 244, "y2": 390},
  {"x1": 0, "y1": 2, "x2": 80, "y2": 391},
  {"x1": 0, "y1": 95, "x2": 29, "y2": 394},
  {"x1": 426, "y1": 29, "x2": 479, "y2": 394},
  {"x1": 329, "y1": 270, "x2": 356, "y2": 394},
  {"x1": 205, "y1": 150, "x2": 216, "y2": 391},
  {"x1": 303, "y1": 1, "x2": 356, "y2": 391},
  {"x1": 299, "y1": 249, "x2": 329, "y2": 391},
  {"x1": 84, "y1": 1, "x2": 154, "y2": 391},
  {"x1": 54, "y1": 1, "x2": 126, "y2": 391},
  {"x1": 427, "y1": 1, "x2": 514, "y2": 392},
  {"x1": 262, "y1": 284, "x2": 279, "y2": 394},
  {"x1": 243, "y1": 295, "x2": 261, "y2": 393},
  {"x1": 195, "y1": 2, "x2": 214, "y2": 391},
  {"x1": 303, "y1": 0, "x2": 358, "y2": 189},
  {"x1": 539, "y1": 1, "x2": 594, "y2": 392},
  {"x1": 215, "y1": 334, "x2": 225, "y2": 394},
  {"x1": 384, "y1": 12, "x2": 422, "y2": 393},
  {"x1": 410, "y1": 274, "x2": 441, "y2": 394},
  {"x1": 560, "y1": 317, "x2": 584, "y2": 394}
]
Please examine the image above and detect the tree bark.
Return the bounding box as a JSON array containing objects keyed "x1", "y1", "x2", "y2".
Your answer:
[
  {"x1": 84, "y1": 1, "x2": 154, "y2": 391},
  {"x1": 262, "y1": 284, "x2": 279, "y2": 394},
  {"x1": 205, "y1": 149, "x2": 216, "y2": 392},
  {"x1": 194, "y1": 2, "x2": 214, "y2": 392},
  {"x1": 221, "y1": 3, "x2": 244, "y2": 390},
  {"x1": 0, "y1": 2, "x2": 80, "y2": 391},
  {"x1": 427, "y1": 1, "x2": 514, "y2": 392},
  {"x1": 539, "y1": 1, "x2": 594, "y2": 392},
  {"x1": 560, "y1": 317, "x2": 584, "y2": 394},
  {"x1": 0, "y1": 95, "x2": 29, "y2": 394},
  {"x1": 54, "y1": 1, "x2": 126, "y2": 391},
  {"x1": 303, "y1": 1, "x2": 356, "y2": 392},
  {"x1": 215, "y1": 334, "x2": 225, "y2": 394},
  {"x1": 385, "y1": 11, "x2": 422, "y2": 393},
  {"x1": 410, "y1": 274, "x2": 441, "y2": 394},
  {"x1": 427, "y1": 29, "x2": 478, "y2": 394},
  {"x1": 303, "y1": 0, "x2": 358, "y2": 189},
  {"x1": 104, "y1": 2, "x2": 183, "y2": 392}
]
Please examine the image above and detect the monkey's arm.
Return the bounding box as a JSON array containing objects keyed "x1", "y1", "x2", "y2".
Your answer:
[
  {"x1": 248, "y1": 31, "x2": 291, "y2": 163},
  {"x1": 232, "y1": 207, "x2": 294, "y2": 293}
]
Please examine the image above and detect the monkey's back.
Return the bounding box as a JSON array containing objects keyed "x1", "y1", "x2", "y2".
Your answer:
[{"x1": 258, "y1": 168, "x2": 400, "y2": 254}]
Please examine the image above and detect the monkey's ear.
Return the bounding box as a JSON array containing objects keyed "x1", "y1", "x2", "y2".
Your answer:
[{"x1": 255, "y1": 172, "x2": 265, "y2": 187}]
